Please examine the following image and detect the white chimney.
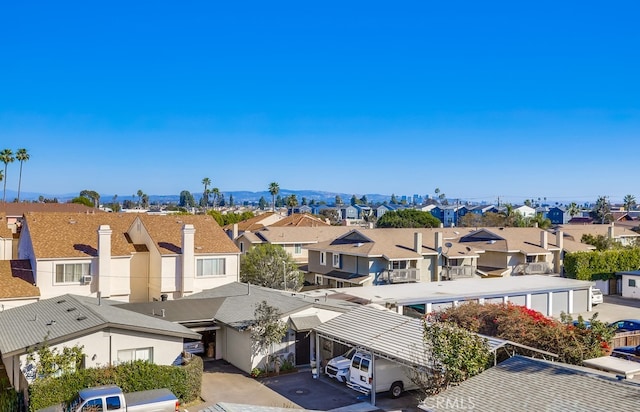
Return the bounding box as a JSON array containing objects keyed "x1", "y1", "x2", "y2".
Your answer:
[
  {"x1": 232, "y1": 223, "x2": 239, "y2": 239},
  {"x1": 181, "y1": 224, "x2": 196, "y2": 295},
  {"x1": 608, "y1": 223, "x2": 615, "y2": 240},
  {"x1": 435, "y1": 232, "x2": 443, "y2": 281},
  {"x1": 555, "y1": 230, "x2": 564, "y2": 274},
  {"x1": 414, "y1": 232, "x2": 423, "y2": 253},
  {"x1": 98, "y1": 225, "x2": 112, "y2": 297},
  {"x1": 540, "y1": 231, "x2": 548, "y2": 249}
]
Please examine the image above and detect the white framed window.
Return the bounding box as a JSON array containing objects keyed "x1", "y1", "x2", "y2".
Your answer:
[
  {"x1": 55, "y1": 263, "x2": 90, "y2": 284},
  {"x1": 117, "y1": 347, "x2": 153, "y2": 364},
  {"x1": 332, "y1": 253, "x2": 340, "y2": 268},
  {"x1": 239, "y1": 242, "x2": 244, "y2": 253},
  {"x1": 315, "y1": 275, "x2": 323, "y2": 285},
  {"x1": 337, "y1": 281, "x2": 344, "y2": 288},
  {"x1": 294, "y1": 244, "x2": 302, "y2": 255},
  {"x1": 320, "y1": 252, "x2": 326, "y2": 265},
  {"x1": 196, "y1": 258, "x2": 226, "y2": 277},
  {"x1": 391, "y1": 261, "x2": 408, "y2": 270}
]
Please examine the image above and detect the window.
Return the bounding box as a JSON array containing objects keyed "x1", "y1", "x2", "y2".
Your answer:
[
  {"x1": 336, "y1": 281, "x2": 344, "y2": 288},
  {"x1": 106, "y1": 396, "x2": 122, "y2": 411},
  {"x1": 630, "y1": 279, "x2": 637, "y2": 287},
  {"x1": 320, "y1": 252, "x2": 326, "y2": 265},
  {"x1": 391, "y1": 261, "x2": 407, "y2": 270},
  {"x1": 117, "y1": 347, "x2": 153, "y2": 364},
  {"x1": 197, "y1": 258, "x2": 226, "y2": 277},
  {"x1": 332, "y1": 253, "x2": 340, "y2": 268},
  {"x1": 315, "y1": 275, "x2": 323, "y2": 285},
  {"x1": 55, "y1": 263, "x2": 90, "y2": 284},
  {"x1": 294, "y1": 244, "x2": 302, "y2": 255},
  {"x1": 82, "y1": 398, "x2": 103, "y2": 411},
  {"x1": 239, "y1": 242, "x2": 244, "y2": 253}
]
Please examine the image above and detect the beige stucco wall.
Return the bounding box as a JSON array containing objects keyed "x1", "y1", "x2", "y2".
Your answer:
[
  {"x1": 223, "y1": 327, "x2": 253, "y2": 374},
  {"x1": 478, "y1": 251, "x2": 508, "y2": 269}
]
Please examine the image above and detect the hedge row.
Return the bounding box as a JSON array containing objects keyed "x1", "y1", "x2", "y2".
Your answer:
[
  {"x1": 564, "y1": 249, "x2": 640, "y2": 280},
  {"x1": 28, "y1": 357, "x2": 203, "y2": 411}
]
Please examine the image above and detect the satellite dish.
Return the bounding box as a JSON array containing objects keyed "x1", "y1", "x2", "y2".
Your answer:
[{"x1": 445, "y1": 242, "x2": 453, "y2": 248}]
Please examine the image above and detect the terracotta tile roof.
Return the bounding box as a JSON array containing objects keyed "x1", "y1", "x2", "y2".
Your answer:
[
  {"x1": 24, "y1": 212, "x2": 138, "y2": 258},
  {"x1": 0, "y1": 260, "x2": 39, "y2": 299},
  {"x1": 270, "y1": 213, "x2": 329, "y2": 227},
  {"x1": 0, "y1": 212, "x2": 13, "y2": 238},
  {"x1": 0, "y1": 202, "x2": 102, "y2": 217},
  {"x1": 139, "y1": 214, "x2": 240, "y2": 255}
]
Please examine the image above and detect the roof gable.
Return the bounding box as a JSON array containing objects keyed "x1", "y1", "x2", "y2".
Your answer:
[{"x1": 460, "y1": 229, "x2": 505, "y2": 243}]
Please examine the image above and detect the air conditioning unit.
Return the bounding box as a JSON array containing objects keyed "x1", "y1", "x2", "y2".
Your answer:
[{"x1": 81, "y1": 275, "x2": 92, "y2": 285}]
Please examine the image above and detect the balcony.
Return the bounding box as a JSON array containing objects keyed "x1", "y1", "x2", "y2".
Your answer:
[
  {"x1": 386, "y1": 268, "x2": 420, "y2": 283},
  {"x1": 513, "y1": 262, "x2": 554, "y2": 275},
  {"x1": 443, "y1": 265, "x2": 476, "y2": 280}
]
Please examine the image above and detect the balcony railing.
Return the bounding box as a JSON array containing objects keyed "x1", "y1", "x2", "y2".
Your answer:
[
  {"x1": 443, "y1": 265, "x2": 476, "y2": 280},
  {"x1": 386, "y1": 268, "x2": 420, "y2": 283},
  {"x1": 513, "y1": 262, "x2": 554, "y2": 275}
]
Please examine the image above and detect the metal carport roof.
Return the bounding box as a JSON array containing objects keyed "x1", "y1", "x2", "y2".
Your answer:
[{"x1": 314, "y1": 305, "x2": 508, "y2": 368}]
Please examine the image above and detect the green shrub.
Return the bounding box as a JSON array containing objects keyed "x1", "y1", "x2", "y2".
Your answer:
[
  {"x1": 564, "y1": 248, "x2": 640, "y2": 280},
  {"x1": 28, "y1": 357, "x2": 203, "y2": 411}
]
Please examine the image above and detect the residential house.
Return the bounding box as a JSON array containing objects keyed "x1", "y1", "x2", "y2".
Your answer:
[
  {"x1": 0, "y1": 294, "x2": 200, "y2": 392},
  {"x1": 305, "y1": 227, "x2": 593, "y2": 288},
  {"x1": 430, "y1": 205, "x2": 468, "y2": 227},
  {"x1": 513, "y1": 204, "x2": 536, "y2": 218},
  {"x1": 0, "y1": 213, "x2": 14, "y2": 260},
  {"x1": 419, "y1": 356, "x2": 640, "y2": 411},
  {"x1": 554, "y1": 222, "x2": 640, "y2": 247},
  {"x1": 0, "y1": 202, "x2": 102, "y2": 235},
  {"x1": 468, "y1": 205, "x2": 499, "y2": 216},
  {"x1": 234, "y1": 226, "x2": 352, "y2": 265},
  {"x1": 17, "y1": 212, "x2": 240, "y2": 302},
  {"x1": 547, "y1": 206, "x2": 569, "y2": 224},
  {"x1": 340, "y1": 205, "x2": 359, "y2": 221},
  {"x1": 222, "y1": 212, "x2": 284, "y2": 239},
  {"x1": 269, "y1": 213, "x2": 329, "y2": 228},
  {"x1": 0, "y1": 260, "x2": 39, "y2": 309},
  {"x1": 169, "y1": 282, "x2": 357, "y2": 374},
  {"x1": 376, "y1": 204, "x2": 397, "y2": 219}
]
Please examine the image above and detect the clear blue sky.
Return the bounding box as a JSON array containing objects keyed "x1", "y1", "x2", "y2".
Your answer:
[{"x1": 1, "y1": 1, "x2": 639, "y2": 204}]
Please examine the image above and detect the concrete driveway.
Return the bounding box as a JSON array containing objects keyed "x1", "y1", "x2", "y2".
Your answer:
[{"x1": 573, "y1": 295, "x2": 640, "y2": 323}]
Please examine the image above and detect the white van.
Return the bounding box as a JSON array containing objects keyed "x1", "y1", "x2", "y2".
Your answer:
[{"x1": 347, "y1": 351, "x2": 417, "y2": 398}]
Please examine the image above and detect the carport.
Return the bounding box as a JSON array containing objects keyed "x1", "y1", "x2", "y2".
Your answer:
[{"x1": 314, "y1": 305, "x2": 511, "y2": 406}]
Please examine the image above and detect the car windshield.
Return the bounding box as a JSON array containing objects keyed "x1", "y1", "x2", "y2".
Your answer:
[
  {"x1": 344, "y1": 348, "x2": 356, "y2": 359},
  {"x1": 66, "y1": 395, "x2": 85, "y2": 412}
]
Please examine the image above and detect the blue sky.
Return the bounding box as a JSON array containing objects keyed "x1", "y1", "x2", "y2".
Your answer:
[{"x1": 1, "y1": 2, "x2": 639, "y2": 204}]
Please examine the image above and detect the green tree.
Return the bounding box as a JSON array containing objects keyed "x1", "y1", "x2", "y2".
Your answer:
[
  {"x1": 229, "y1": 194, "x2": 234, "y2": 207},
  {"x1": 581, "y1": 234, "x2": 620, "y2": 251},
  {"x1": 250, "y1": 301, "x2": 289, "y2": 374},
  {"x1": 530, "y1": 213, "x2": 552, "y2": 229},
  {"x1": 335, "y1": 195, "x2": 343, "y2": 206},
  {"x1": 412, "y1": 321, "x2": 490, "y2": 396},
  {"x1": 258, "y1": 196, "x2": 268, "y2": 210},
  {"x1": 275, "y1": 195, "x2": 283, "y2": 208},
  {"x1": 137, "y1": 189, "x2": 144, "y2": 208},
  {"x1": 26, "y1": 338, "x2": 84, "y2": 380},
  {"x1": 350, "y1": 195, "x2": 359, "y2": 206},
  {"x1": 269, "y1": 182, "x2": 280, "y2": 211},
  {"x1": 376, "y1": 209, "x2": 441, "y2": 228},
  {"x1": 16, "y1": 148, "x2": 29, "y2": 202},
  {"x1": 110, "y1": 194, "x2": 121, "y2": 212},
  {"x1": 624, "y1": 194, "x2": 636, "y2": 212},
  {"x1": 590, "y1": 196, "x2": 611, "y2": 224},
  {"x1": 390, "y1": 194, "x2": 398, "y2": 205},
  {"x1": 286, "y1": 194, "x2": 298, "y2": 215},
  {"x1": 360, "y1": 195, "x2": 368, "y2": 205},
  {"x1": 567, "y1": 202, "x2": 580, "y2": 218},
  {"x1": 301, "y1": 197, "x2": 307, "y2": 206},
  {"x1": 179, "y1": 190, "x2": 196, "y2": 208},
  {"x1": 79, "y1": 190, "x2": 100, "y2": 208},
  {"x1": 240, "y1": 244, "x2": 303, "y2": 291},
  {"x1": 212, "y1": 187, "x2": 220, "y2": 209},
  {"x1": 320, "y1": 208, "x2": 341, "y2": 225},
  {"x1": 0, "y1": 149, "x2": 14, "y2": 203},
  {"x1": 202, "y1": 177, "x2": 211, "y2": 208},
  {"x1": 70, "y1": 196, "x2": 93, "y2": 207}
]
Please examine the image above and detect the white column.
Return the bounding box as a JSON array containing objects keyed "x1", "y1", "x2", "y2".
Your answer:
[
  {"x1": 98, "y1": 225, "x2": 112, "y2": 297},
  {"x1": 568, "y1": 290, "x2": 574, "y2": 314},
  {"x1": 547, "y1": 292, "x2": 553, "y2": 317},
  {"x1": 525, "y1": 294, "x2": 532, "y2": 309},
  {"x1": 182, "y1": 224, "x2": 196, "y2": 296}
]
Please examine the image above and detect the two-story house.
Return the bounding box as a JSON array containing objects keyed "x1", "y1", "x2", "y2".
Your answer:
[{"x1": 17, "y1": 212, "x2": 240, "y2": 303}]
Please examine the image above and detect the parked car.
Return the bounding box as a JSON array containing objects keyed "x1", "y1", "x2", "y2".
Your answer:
[
  {"x1": 591, "y1": 288, "x2": 603, "y2": 305},
  {"x1": 613, "y1": 344, "x2": 640, "y2": 357},
  {"x1": 37, "y1": 384, "x2": 179, "y2": 412},
  {"x1": 325, "y1": 347, "x2": 356, "y2": 383},
  {"x1": 610, "y1": 319, "x2": 640, "y2": 333}
]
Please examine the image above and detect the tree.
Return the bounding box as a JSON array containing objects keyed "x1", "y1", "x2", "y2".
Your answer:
[
  {"x1": 335, "y1": 195, "x2": 343, "y2": 206},
  {"x1": 567, "y1": 202, "x2": 580, "y2": 218},
  {"x1": 530, "y1": 213, "x2": 552, "y2": 229},
  {"x1": 179, "y1": 190, "x2": 196, "y2": 208},
  {"x1": 275, "y1": 195, "x2": 284, "y2": 208},
  {"x1": 70, "y1": 196, "x2": 93, "y2": 207},
  {"x1": 79, "y1": 190, "x2": 100, "y2": 208},
  {"x1": 286, "y1": 194, "x2": 298, "y2": 215},
  {"x1": 320, "y1": 208, "x2": 341, "y2": 225},
  {"x1": 0, "y1": 149, "x2": 14, "y2": 202},
  {"x1": 202, "y1": 178, "x2": 211, "y2": 208},
  {"x1": 581, "y1": 234, "x2": 619, "y2": 251},
  {"x1": 15, "y1": 148, "x2": 29, "y2": 202},
  {"x1": 240, "y1": 244, "x2": 303, "y2": 291},
  {"x1": 26, "y1": 337, "x2": 84, "y2": 380},
  {"x1": 229, "y1": 194, "x2": 234, "y2": 207},
  {"x1": 268, "y1": 182, "x2": 280, "y2": 211},
  {"x1": 350, "y1": 195, "x2": 359, "y2": 206},
  {"x1": 137, "y1": 189, "x2": 144, "y2": 208},
  {"x1": 212, "y1": 187, "x2": 220, "y2": 209},
  {"x1": 110, "y1": 194, "x2": 121, "y2": 212},
  {"x1": 390, "y1": 194, "x2": 398, "y2": 205},
  {"x1": 360, "y1": 195, "x2": 368, "y2": 205},
  {"x1": 258, "y1": 196, "x2": 268, "y2": 210},
  {"x1": 412, "y1": 320, "x2": 490, "y2": 396},
  {"x1": 590, "y1": 196, "x2": 611, "y2": 224},
  {"x1": 250, "y1": 301, "x2": 289, "y2": 374},
  {"x1": 624, "y1": 194, "x2": 636, "y2": 212},
  {"x1": 301, "y1": 197, "x2": 307, "y2": 206},
  {"x1": 141, "y1": 193, "x2": 149, "y2": 208},
  {"x1": 377, "y1": 209, "x2": 441, "y2": 228}
]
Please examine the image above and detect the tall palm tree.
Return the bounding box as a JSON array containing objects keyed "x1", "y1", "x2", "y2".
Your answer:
[
  {"x1": 202, "y1": 177, "x2": 211, "y2": 208},
  {"x1": 624, "y1": 194, "x2": 636, "y2": 212},
  {"x1": 0, "y1": 149, "x2": 14, "y2": 203},
  {"x1": 212, "y1": 187, "x2": 220, "y2": 209},
  {"x1": 268, "y1": 182, "x2": 280, "y2": 211},
  {"x1": 567, "y1": 202, "x2": 579, "y2": 218},
  {"x1": 137, "y1": 189, "x2": 143, "y2": 208},
  {"x1": 15, "y1": 148, "x2": 29, "y2": 202}
]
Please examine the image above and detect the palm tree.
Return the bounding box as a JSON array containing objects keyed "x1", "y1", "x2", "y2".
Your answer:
[
  {"x1": 202, "y1": 177, "x2": 211, "y2": 208},
  {"x1": 15, "y1": 148, "x2": 29, "y2": 202},
  {"x1": 137, "y1": 189, "x2": 143, "y2": 208},
  {"x1": 0, "y1": 149, "x2": 14, "y2": 202},
  {"x1": 212, "y1": 187, "x2": 220, "y2": 209},
  {"x1": 286, "y1": 194, "x2": 298, "y2": 215},
  {"x1": 567, "y1": 202, "x2": 579, "y2": 218},
  {"x1": 268, "y1": 182, "x2": 280, "y2": 211},
  {"x1": 624, "y1": 194, "x2": 636, "y2": 212}
]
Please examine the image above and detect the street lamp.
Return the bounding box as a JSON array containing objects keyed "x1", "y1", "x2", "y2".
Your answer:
[{"x1": 282, "y1": 260, "x2": 287, "y2": 291}]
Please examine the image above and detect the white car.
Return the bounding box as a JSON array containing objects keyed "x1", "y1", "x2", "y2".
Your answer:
[{"x1": 591, "y1": 288, "x2": 604, "y2": 306}]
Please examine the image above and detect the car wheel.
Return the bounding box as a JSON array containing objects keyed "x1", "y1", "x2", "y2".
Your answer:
[{"x1": 390, "y1": 381, "x2": 403, "y2": 398}]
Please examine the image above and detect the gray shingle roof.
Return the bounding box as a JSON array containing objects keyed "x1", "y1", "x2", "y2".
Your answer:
[
  {"x1": 419, "y1": 355, "x2": 640, "y2": 411},
  {"x1": 0, "y1": 294, "x2": 200, "y2": 356},
  {"x1": 116, "y1": 298, "x2": 225, "y2": 323}
]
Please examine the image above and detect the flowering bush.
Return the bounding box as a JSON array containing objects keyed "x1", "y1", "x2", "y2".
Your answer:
[{"x1": 429, "y1": 302, "x2": 615, "y2": 364}]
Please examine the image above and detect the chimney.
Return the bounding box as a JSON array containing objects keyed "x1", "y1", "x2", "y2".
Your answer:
[
  {"x1": 232, "y1": 223, "x2": 238, "y2": 239},
  {"x1": 555, "y1": 230, "x2": 564, "y2": 273},
  {"x1": 608, "y1": 223, "x2": 615, "y2": 240},
  {"x1": 181, "y1": 224, "x2": 196, "y2": 295},
  {"x1": 414, "y1": 232, "x2": 423, "y2": 253},
  {"x1": 540, "y1": 231, "x2": 548, "y2": 249},
  {"x1": 556, "y1": 230, "x2": 564, "y2": 250},
  {"x1": 97, "y1": 291, "x2": 101, "y2": 306},
  {"x1": 98, "y1": 225, "x2": 112, "y2": 297},
  {"x1": 161, "y1": 309, "x2": 165, "y2": 317}
]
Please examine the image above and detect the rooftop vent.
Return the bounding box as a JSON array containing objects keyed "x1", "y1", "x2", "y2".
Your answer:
[
  {"x1": 57, "y1": 299, "x2": 66, "y2": 304},
  {"x1": 77, "y1": 315, "x2": 87, "y2": 321},
  {"x1": 67, "y1": 307, "x2": 77, "y2": 312},
  {"x1": 69, "y1": 219, "x2": 77, "y2": 224}
]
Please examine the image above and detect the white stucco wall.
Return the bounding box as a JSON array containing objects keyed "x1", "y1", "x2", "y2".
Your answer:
[{"x1": 622, "y1": 274, "x2": 640, "y2": 299}]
